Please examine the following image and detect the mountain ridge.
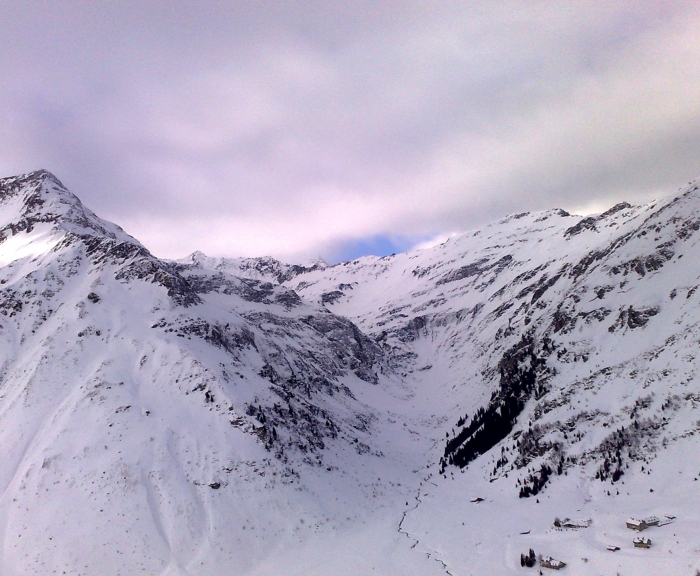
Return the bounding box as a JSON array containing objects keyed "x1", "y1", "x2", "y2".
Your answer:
[{"x1": 1, "y1": 169, "x2": 700, "y2": 575}]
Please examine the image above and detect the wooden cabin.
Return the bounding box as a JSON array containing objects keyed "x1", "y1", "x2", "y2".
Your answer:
[
  {"x1": 541, "y1": 556, "x2": 566, "y2": 570},
  {"x1": 633, "y1": 536, "x2": 652, "y2": 549},
  {"x1": 626, "y1": 518, "x2": 647, "y2": 531}
]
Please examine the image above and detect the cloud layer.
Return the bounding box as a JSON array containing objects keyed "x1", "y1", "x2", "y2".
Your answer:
[{"x1": 2, "y1": 1, "x2": 700, "y2": 262}]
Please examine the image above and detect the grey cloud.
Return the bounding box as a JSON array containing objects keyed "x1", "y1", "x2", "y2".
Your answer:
[{"x1": 1, "y1": 2, "x2": 700, "y2": 261}]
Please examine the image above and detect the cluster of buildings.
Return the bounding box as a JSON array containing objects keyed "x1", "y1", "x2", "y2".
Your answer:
[
  {"x1": 623, "y1": 514, "x2": 674, "y2": 549},
  {"x1": 533, "y1": 513, "x2": 675, "y2": 570},
  {"x1": 625, "y1": 515, "x2": 660, "y2": 531},
  {"x1": 624, "y1": 515, "x2": 659, "y2": 549}
]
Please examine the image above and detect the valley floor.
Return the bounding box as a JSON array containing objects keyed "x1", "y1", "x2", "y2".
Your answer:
[{"x1": 406, "y1": 436, "x2": 700, "y2": 576}]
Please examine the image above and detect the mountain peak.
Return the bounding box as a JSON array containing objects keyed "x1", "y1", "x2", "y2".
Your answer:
[
  {"x1": 0, "y1": 169, "x2": 136, "y2": 245},
  {"x1": 27, "y1": 168, "x2": 65, "y2": 186}
]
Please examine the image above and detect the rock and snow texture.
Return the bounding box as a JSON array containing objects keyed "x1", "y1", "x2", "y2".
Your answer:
[{"x1": 1, "y1": 169, "x2": 700, "y2": 575}]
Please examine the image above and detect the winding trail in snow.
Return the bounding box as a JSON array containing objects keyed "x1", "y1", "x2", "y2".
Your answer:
[{"x1": 398, "y1": 472, "x2": 455, "y2": 576}]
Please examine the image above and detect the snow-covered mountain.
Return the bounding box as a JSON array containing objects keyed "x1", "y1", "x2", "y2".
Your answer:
[{"x1": 2, "y1": 170, "x2": 700, "y2": 575}]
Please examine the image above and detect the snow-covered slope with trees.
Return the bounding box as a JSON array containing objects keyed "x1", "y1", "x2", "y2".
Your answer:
[{"x1": 2, "y1": 169, "x2": 700, "y2": 575}]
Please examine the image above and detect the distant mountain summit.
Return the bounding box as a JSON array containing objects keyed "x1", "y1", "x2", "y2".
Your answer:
[
  {"x1": 178, "y1": 250, "x2": 327, "y2": 284},
  {"x1": 1, "y1": 170, "x2": 700, "y2": 575}
]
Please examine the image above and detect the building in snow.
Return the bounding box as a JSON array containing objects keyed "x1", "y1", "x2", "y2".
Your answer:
[
  {"x1": 541, "y1": 556, "x2": 566, "y2": 570},
  {"x1": 642, "y1": 516, "x2": 659, "y2": 526},
  {"x1": 606, "y1": 545, "x2": 620, "y2": 552},
  {"x1": 626, "y1": 518, "x2": 647, "y2": 531},
  {"x1": 561, "y1": 518, "x2": 591, "y2": 529},
  {"x1": 633, "y1": 536, "x2": 652, "y2": 549}
]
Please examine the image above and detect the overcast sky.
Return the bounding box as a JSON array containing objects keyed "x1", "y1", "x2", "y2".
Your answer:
[{"x1": 2, "y1": 1, "x2": 700, "y2": 263}]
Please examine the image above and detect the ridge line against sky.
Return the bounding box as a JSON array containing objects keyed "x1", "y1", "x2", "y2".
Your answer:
[{"x1": 2, "y1": 1, "x2": 700, "y2": 264}]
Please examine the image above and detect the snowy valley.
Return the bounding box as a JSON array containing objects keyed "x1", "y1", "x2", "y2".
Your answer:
[{"x1": 2, "y1": 170, "x2": 700, "y2": 575}]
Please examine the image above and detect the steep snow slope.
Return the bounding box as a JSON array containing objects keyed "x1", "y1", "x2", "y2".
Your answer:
[
  {"x1": 0, "y1": 171, "x2": 445, "y2": 576},
  {"x1": 2, "y1": 169, "x2": 700, "y2": 575}
]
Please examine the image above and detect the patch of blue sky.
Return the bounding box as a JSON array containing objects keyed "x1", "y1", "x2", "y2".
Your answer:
[{"x1": 328, "y1": 233, "x2": 432, "y2": 264}]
